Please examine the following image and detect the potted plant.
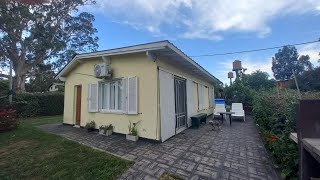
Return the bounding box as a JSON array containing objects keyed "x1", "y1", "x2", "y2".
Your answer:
[
  {"x1": 105, "y1": 124, "x2": 114, "y2": 136},
  {"x1": 126, "y1": 120, "x2": 140, "y2": 142},
  {"x1": 99, "y1": 125, "x2": 106, "y2": 135},
  {"x1": 85, "y1": 121, "x2": 95, "y2": 132}
]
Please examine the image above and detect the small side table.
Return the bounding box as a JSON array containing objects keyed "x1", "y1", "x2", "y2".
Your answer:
[{"x1": 216, "y1": 112, "x2": 235, "y2": 126}]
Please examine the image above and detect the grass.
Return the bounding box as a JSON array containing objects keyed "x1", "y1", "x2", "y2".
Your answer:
[{"x1": 0, "y1": 116, "x2": 133, "y2": 180}]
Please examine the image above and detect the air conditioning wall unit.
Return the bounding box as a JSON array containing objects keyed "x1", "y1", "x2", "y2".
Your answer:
[{"x1": 94, "y1": 62, "x2": 112, "y2": 79}]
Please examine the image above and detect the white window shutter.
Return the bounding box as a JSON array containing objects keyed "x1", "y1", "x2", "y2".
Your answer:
[
  {"x1": 128, "y1": 76, "x2": 138, "y2": 114},
  {"x1": 212, "y1": 87, "x2": 215, "y2": 108},
  {"x1": 197, "y1": 84, "x2": 200, "y2": 110},
  {"x1": 198, "y1": 84, "x2": 204, "y2": 110},
  {"x1": 122, "y1": 77, "x2": 128, "y2": 113},
  {"x1": 88, "y1": 83, "x2": 98, "y2": 112}
]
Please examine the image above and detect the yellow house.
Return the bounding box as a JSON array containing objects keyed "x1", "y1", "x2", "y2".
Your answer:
[{"x1": 56, "y1": 41, "x2": 222, "y2": 142}]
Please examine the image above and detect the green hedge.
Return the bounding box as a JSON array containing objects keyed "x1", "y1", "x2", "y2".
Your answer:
[
  {"x1": 13, "y1": 92, "x2": 64, "y2": 117},
  {"x1": 252, "y1": 90, "x2": 320, "y2": 179}
]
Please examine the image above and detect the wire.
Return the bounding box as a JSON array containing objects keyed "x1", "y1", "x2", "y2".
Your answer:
[{"x1": 190, "y1": 38, "x2": 320, "y2": 57}]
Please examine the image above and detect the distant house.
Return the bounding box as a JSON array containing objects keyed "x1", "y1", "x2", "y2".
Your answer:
[
  {"x1": 48, "y1": 83, "x2": 64, "y2": 92},
  {"x1": 55, "y1": 41, "x2": 222, "y2": 142}
]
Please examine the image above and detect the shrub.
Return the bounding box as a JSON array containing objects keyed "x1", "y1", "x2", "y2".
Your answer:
[
  {"x1": 224, "y1": 80, "x2": 254, "y2": 113},
  {"x1": 85, "y1": 121, "x2": 96, "y2": 132},
  {"x1": 0, "y1": 105, "x2": 18, "y2": 132},
  {"x1": 13, "y1": 92, "x2": 64, "y2": 118},
  {"x1": 253, "y1": 89, "x2": 320, "y2": 179}
]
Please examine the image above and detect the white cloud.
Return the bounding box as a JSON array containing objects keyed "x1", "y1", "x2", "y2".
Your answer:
[
  {"x1": 82, "y1": 0, "x2": 320, "y2": 40},
  {"x1": 298, "y1": 43, "x2": 320, "y2": 65}
]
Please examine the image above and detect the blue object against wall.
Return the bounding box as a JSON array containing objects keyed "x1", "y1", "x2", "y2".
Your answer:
[{"x1": 215, "y1": 98, "x2": 225, "y2": 106}]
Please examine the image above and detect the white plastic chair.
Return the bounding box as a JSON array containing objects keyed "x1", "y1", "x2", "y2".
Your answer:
[
  {"x1": 231, "y1": 103, "x2": 245, "y2": 122},
  {"x1": 214, "y1": 104, "x2": 226, "y2": 117}
]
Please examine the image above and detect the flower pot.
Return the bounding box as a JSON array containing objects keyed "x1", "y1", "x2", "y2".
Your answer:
[
  {"x1": 105, "y1": 129, "x2": 113, "y2": 136},
  {"x1": 99, "y1": 129, "x2": 106, "y2": 135},
  {"x1": 126, "y1": 134, "x2": 139, "y2": 142}
]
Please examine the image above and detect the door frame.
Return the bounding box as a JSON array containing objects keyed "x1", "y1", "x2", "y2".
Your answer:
[
  {"x1": 75, "y1": 85, "x2": 82, "y2": 126},
  {"x1": 174, "y1": 76, "x2": 187, "y2": 133}
]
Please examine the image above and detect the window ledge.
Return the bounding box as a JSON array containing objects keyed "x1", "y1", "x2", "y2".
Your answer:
[{"x1": 99, "y1": 110, "x2": 125, "y2": 115}]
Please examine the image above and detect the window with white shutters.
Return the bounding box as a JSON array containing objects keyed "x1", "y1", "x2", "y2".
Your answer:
[
  {"x1": 99, "y1": 79, "x2": 123, "y2": 112},
  {"x1": 128, "y1": 76, "x2": 138, "y2": 114},
  {"x1": 88, "y1": 83, "x2": 98, "y2": 112},
  {"x1": 88, "y1": 77, "x2": 137, "y2": 114}
]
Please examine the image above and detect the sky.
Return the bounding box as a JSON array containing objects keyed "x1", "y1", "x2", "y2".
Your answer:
[{"x1": 80, "y1": 0, "x2": 320, "y2": 84}]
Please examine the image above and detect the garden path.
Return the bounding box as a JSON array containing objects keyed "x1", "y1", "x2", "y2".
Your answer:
[{"x1": 39, "y1": 116, "x2": 278, "y2": 180}]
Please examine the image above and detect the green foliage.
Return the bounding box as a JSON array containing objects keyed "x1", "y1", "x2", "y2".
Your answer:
[
  {"x1": 85, "y1": 121, "x2": 96, "y2": 129},
  {"x1": 272, "y1": 46, "x2": 313, "y2": 81},
  {"x1": 128, "y1": 120, "x2": 140, "y2": 136},
  {"x1": 242, "y1": 70, "x2": 276, "y2": 90},
  {"x1": 26, "y1": 64, "x2": 58, "y2": 92},
  {"x1": 288, "y1": 67, "x2": 320, "y2": 92},
  {"x1": 0, "y1": 0, "x2": 99, "y2": 91},
  {"x1": 224, "y1": 79, "x2": 253, "y2": 106},
  {"x1": 99, "y1": 124, "x2": 113, "y2": 131},
  {"x1": 13, "y1": 92, "x2": 64, "y2": 117},
  {"x1": 0, "y1": 80, "x2": 9, "y2": 97},
  {"x1": 252, "y1": 90, "x2": 320, "y2": 179}
]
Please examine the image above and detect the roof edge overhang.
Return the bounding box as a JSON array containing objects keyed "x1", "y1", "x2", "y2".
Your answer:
[{"x1": 55, "y1": 40, "x2": 222, "y2": 85}]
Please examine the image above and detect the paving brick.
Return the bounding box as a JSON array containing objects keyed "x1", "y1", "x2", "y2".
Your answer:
[{"x1": 39, "y1": 116, "x2": 278, "y2": 180}]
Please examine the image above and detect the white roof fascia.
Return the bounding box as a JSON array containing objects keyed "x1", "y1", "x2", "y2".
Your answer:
[
  {"x1": 166, "y1": 43, "x2": 222, "y2": 84},
  {"x1": 56, "y1": 42, "x2": 167, "y2": 79}
]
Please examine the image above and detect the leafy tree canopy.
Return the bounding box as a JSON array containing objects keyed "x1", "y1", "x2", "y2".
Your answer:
[
  {"x1": 26, "y1": 64, "x2": 57, "y2": 92},
  {"x1": 289, "y1": 67, "x2": 320, "y2": 92},
  {"x1": 272, "y1": 46, "x2": 313, "y2": 81},
  {"x1": 242, "y1": 70, "x2": 276, "y2": 90},
  {"x1": 0, "y1": 0, "x2": 99, "y2": 92}
]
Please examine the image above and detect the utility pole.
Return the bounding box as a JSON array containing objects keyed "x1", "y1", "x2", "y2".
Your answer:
[
  {"x1": 292, "y1": 69, "x2": 302, "y2": 99},
  {"x1": 9, "y1": 61, "x2": 13, "y2": 104}
]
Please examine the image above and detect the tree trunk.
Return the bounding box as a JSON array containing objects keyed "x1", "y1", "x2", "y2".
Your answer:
[
  {"x1": 13, "y1": 63, "x2": 27, "y2": 93},
  {"x1": 15, "y1": 72, "x2": 26, "y2": 93}
]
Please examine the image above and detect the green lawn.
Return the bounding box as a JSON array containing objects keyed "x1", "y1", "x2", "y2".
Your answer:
[{"x1": 0, "y1": 116, "x2": 133, "y2": 180}]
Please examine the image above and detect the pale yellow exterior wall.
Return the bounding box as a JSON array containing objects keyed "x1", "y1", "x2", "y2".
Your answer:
[
  {"x1": 156, "y1": 58, "x2": 214, "y2": 117},
  {"x1": 63, "y1": 53, "x2": 159, "y2": 140},
  {"x1": 62, "y1": 52, "x2": 215, "y2": 141}
]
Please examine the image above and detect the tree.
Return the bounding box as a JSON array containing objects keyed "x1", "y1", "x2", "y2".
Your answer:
[
  {"x1": 0, "y1": 0, "x2": 98, "y2": 92},
  {"x1": 26, "y1": 64, "x2": 56, "y2": 92},
  {"x1": 224, "y1": 79, "x2": 253, "y2": 106},
  {"x1": 289, "y1": 67, "x2": 320, "y2": 91},
  {"x1": 242, "y1": 70, "x2": 276, "y2": 90},
  {"x1": 272, "y1": 46, "x2": 313, "y2": 81}
]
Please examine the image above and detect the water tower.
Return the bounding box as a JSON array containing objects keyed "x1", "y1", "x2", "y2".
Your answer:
[
  {"x1": 232, "y1": 60, "x2": 243, "y2": 79},
  {"x1": 228, "y1": 71, "x2": 234, "y2": 85}
]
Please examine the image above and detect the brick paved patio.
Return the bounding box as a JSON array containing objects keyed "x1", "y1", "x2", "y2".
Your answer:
[{"x1": 39, "y1": 116, "x2": 278, "y2": 180}]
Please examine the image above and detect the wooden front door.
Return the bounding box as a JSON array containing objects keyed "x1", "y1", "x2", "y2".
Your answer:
[{"x1": 75, "y1": 85, "x2": 82, "y2": 126}]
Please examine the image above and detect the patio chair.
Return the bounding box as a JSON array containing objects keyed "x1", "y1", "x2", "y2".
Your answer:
[
  {"x1": 231, "y1": 103, "x2": 245, "y2": 122},
  {"x1": 214, "y1": 104, "x2": 226, "y2": 119}
]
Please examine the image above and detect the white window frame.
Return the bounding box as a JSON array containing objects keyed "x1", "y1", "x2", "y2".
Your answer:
[{"x1": 99, "y1": 79, "x2": 123, "y2": 113}]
